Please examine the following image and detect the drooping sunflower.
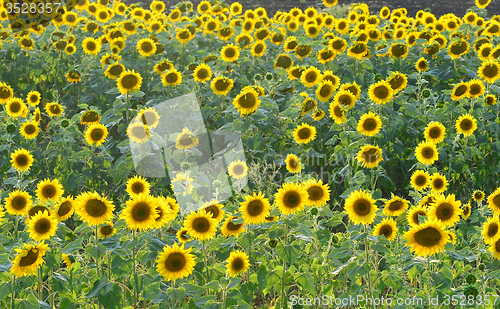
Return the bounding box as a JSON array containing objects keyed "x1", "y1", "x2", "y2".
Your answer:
[
  {"x1": 225, "y1": 250, "x2": 250, "y2": 277},
  {"x1": 80, "y1": 110, "x2": 101, "y2": 125},
  {"x1": 462, "y1": 202, "x2": 471, "y2": 220},
  {"x1": 27, "y1": 210, "x2": 58, "y2": 241},
  {"x1": 356, "y1": 145, "x2": 383, "y2": 169},
  {"x1": 473, "y1": 190, "x2": 485, "y2": 202},
  {"x1": 415, "y1": 57, "x2": 429, "y2": 72},
  {"x1": 482, "y1": 216, "x2": 500, "y2": 245},
  {"x1": 220, "y1": 43, "x2": 240, "y2": 63},
  {"x1": 104, "y1": 63, "x2": 125, "y2": 80},
  {"x1": 386, "y1": 71, "x2": 408, "y2": 93},
  {"x1": 368, "y1": 80, "x2": 393, "y2": 104},
  {"x1": 53, "y1": 196, "x2": 74, "y2": 221},
  {"x1": 274, "y1": 182, "x2": 308, "y2": 216},
  {"x1": 183, "y1": 209, "x2": 217, "y2": 241},
  {"x1": 427, "y1": 194, "x2": 462, "y2": 228},
  {"x1": 239, "y1": 191, "x2": 271, "y2": 225},
  {"x1": 117, "y1": 70, "x2": 143, "y2": 94},
  {"x1": 6, "y1": 98, "x2": 27, "y2": 118},
  {"x1": 487, "y1": 187, "x2": 500, "y2": 215},
  {"x1": 300, "y1": 66, "x2": 321, "y2": 88},
  {"x1": 10, "y1": 242, "x2": 49, "y2": 277},
  {"x1": 302, "y1": 179, "x2": 330, "y2": 207},
  {"x1": 344, "y1": 189, "x2": 378, "y2": 225},
  {"x1": 430, "y1": 173, "x2": 448, "y2": 193},
  {"x1": 388, "y1": 43, "x2": 409, "y2": 59},
  {"x1": 36, "y1": 178, "x2": 64, "y2": 203},
  {"x1": 120, "y1": 193, "x2": 158, "y2": 231},
  {"x1": 156, "y1": 243, "x2": 196, "y2": 281},
  {"x1": 447, "y1": 39, "x2": 469, "y2": 60},
  {"x1": 175, "y1": 128, "x2": 199, "y2": 150},
  {"x1": 485, "y1": 94, "x2": 497, "y2": 106},
  {"x1": 424, "y1": 121, "x2": 446, "y2": 144},
  {"x1": 455, "y1": 113, "x2": 477, "y2": 136},
  {"x1": 5, "y1": 190, "x2": 33, "y2": 216},
  {"x1": 10, "y1": 148, "x2": 34, "y2": 172},
  {"x1": 127, "y1": 122, "x2": 151, "y2": 144},
  {"x1": 74, "y1": 191, "x2": 115, "y2": 226},
  {"x1": 227, "y1": 160, "x2": 248, "y2": 179},
  {"x1": 192, "y1": 63, "x2": 212, "y2": 84},
  {"x1": 383, "y1": 196, "x2": 409, "y2": 217},
  {"x1": 451, "y1": 82, "x2": 469, "y2": 101},
  {"x1": 404, "y1": 220, "x2": 448, "y2": 257},
  {"x1": 373, "y1": 218, "x2": 398, "y2": 241},
  {"x1": 221, "y1": 216, "x2": 245, "y2": 237},
  {"x1": 85, "y1": 123, "x2": 108, "y2": 146},
  {"x1": 313, "y1": 110, "x2": 325, "y2": 121},
  {"x1": 285, "y1": 153, "x2": 301, "y2": 174},
  {"x1": 211, "y1": 77, "x2": 234, "y2": 96},
  {"x1": 177, "y1": 228, "x2": 190, "y2": 243},
  {"x1": 478, "y1": 60, "x2": 500, "y2": 84},
  {"x1": 171, "y1": 172, "x2": 194, "y2": 196},
  {"x1": 62, "y1": 253, "x2": 74, "y2": 269},
  {"x1": 357, "y1": 111, "x2": 382, "y2": 137},
  {"x1": 347, "y1": 42, "x2": 368, "y2": 60},
  {"x1": 476, "y1": 0, "x2": 492, "y2": 9},
  {"x1": 233, "y1": 88, "x2": 261, "y2": 115},
  {"x1": 415, "y1": 141, "x2": 439, "y2": 165},
  {"x1": 293, "y1": 123, "x2": 316, "y2": 144},
  {"x1": 300, "y1": 98, "x2": 317, "y2": 116},
  {"x1": 26, "y1": 91, "x2": 41, "y2": 107},
  {"x1": 126, "y1": 175, "x2": 150, "y2": 198}
]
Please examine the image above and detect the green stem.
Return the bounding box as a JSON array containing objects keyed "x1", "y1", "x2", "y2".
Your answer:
[
  {"x1": 11, "y1": 275, "x2": 15, "y2": 308},
  {"x1": 38, "y1": 267, "x2": 43, "y2": 301},
  {"x1": 364, "y1": 225, "x2": 374, "y2": 309},
  {"x1": 280, "y1": 221, "x2": 288, "y2": 309},
  {"x1": 132, "y1": 230, "x2": 137, "y2": 309}
]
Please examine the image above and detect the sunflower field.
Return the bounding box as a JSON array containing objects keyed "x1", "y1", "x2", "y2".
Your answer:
[{"x1": 1, "y1": 0, "x2": 500, "y2": 307}]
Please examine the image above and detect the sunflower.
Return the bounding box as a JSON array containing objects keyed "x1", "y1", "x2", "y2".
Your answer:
[
  {"x1": 192, "y1": 63, "x2": 212, "y2": 84},
  {"x1": 467, "y1": 79, "x2": 485, "y2": 99},
  {"x1": 478, "y1": 60, "x2": 500, "y2": 84},
  {"x1": 227, "y1": 160, "x2": 248, "y2": 179},
  {"x1": 81, "y1": 37, "x2": 101, "y2": 55},
  {"x1": 75, "y1": 191, "x2": 115, "y2": 226},
  {"x1": 300, "y1": 98, "x2": 317, "y2": 116},
  {"x1": 455, "y1": 113, "x2": 477, "y2": 136},
  {"x1": 97, "y1": 222, "x2": 116, "y2": 238},
  {"x1": 4, "y1": 190, "x2": 33, "y2": 216},
  {"x1": 221, "y1": 216, "x2": 245, "y2": 237},
  {"x1": 476, "y1": 0, "x2": 491, "y2": 8},
  {"x1": 138, "y1": 107, "x2": 160, "y2": 129},
  {"x1": 315, "y1": 81, "x2": 335, "y2": 102},
  {"x1": 356, "y1": 145, "x2": 383, "y2": 169},
  {"x1": 300, "y1": 66, "x2": 321, "y2": 88},
  {"x1": 6, "y1": 98, "x2": 27, "y2": 118},
  {"x1": 225, "y1": 250, "x2": 250, "y2": 277},
  {"x1": 450, "y1": 82, "x2": 468, "y2": 101},
  {"x1": 383, "y1": 196, "x2": 409, "y2": 217},
  {"x1": 36, "y1": 178, "x2": 64, "y2": 203},
  {"x1": 153, "y1": 197, "x2": 175, "y2": 228},
  {"x1": 211, "y1": 76, "x2": 234, "y2": 95},
  {"x1": 313, "y1": 110, "x2": 325, "y2": 121},
  {"x1": 302, "y1": 179, "x2": 330, "y2": 207},
  {"x1": 487, "y1": 187, "x2": 500, "y2": 215},
  {"x1": 197, "y1": 200, "x2": 224, "y2": 223},
  {"x1": 61, "y1": 253, "x2": 74, "y2": 269},
  {"x1": 220, "y1": 44, "x2": 240, "y2": 63},
  {"x1": 404, "y1": 220, "x2": 448, "y2": 256},
  {"x1": 373, "y1": 218, "x2": 398, "y2": 241},
  {"x1": 274, "y1": 182, "x2": 308, "y2": 216},
  {"x1": 0, "y1": 82, "x2": 14, "y2": 104},
  {"x1": 136, "y1": 38, "x2": 156, "y2": 57},
  {"x1": 44, "y1": 102, "x2": 63, "y2": 117},
  {"x1": 53, "y1": 196, "x2": 74, "y2": 221},
  {"x1": 26, "y1": 91, "x2": 41, "y2": 107},
  {"x1": 482, "y1": 216, "x2": 500, "y2": 245},
  {"x1": 233, "y1": 88, "x2": 261, "y2": 115},
  {"x1": 175, "y1": 128, "x2": 199, "y2": 150},
  {"x1": 346, "y1": 42, "x2": 368, "y2": 60},
  {"x1": 171, "y1": 172, "x2": 194, "y2": 196},
  {"x1": 430, "y1": 173, "x2": 448, "y2": 193},
  {"x1": 239, "y1": 192, "x2": 271, "y2": 225},
  {"x1": 104, "y1": 63, "x2": 125, "y2": 80},
  {"x1": 424, "y1": 121, "x2": 446, "y2": 144},
  {"x1": 357, "y1": 111, "x2": 382, "y2": 137},
  {"x1": 10, "y1": 242, "x2": 49, "y2": 277},
  {"x1": 27, "y1": 210, "x2": 58, "y2": 241},
  {"x1": 293, "y1": 123, "x2": 316, "y2": 144},
  {"x1": 274, "y1": 54, "x2": 293, "y2": 70},
  {"x1": 368, "y1": 81, "x2": 393, "y2": 104},
  {"x1": 427, "y1": 194, "x2": 462, "y2": 228},
  {"x1": 485, "y1": 94, "x2": 497, "y2": 106},
  {"x1": 176, "y1": 228, "x2": 190, "y2": 243},
  {"x1": 415, "y1": 57, "x2": 429, "y2": 72},
  {"x1": 415, "y1": 141, "x2": 439, "y2": 165},
  {"x1": 285, "y1": 154, "x2": 301, "y2": 174},
  {"x1": 126, "y1": 175, "x2": 150, "y2": 198},
  {"x1": 156, "y1": 243, "x2": 196, "y2": 281},
  {"x1": 120, "y1": 194, "x2": 158, "y2": 231},
  {"x1": 127, "y1": 122, "x2": 151, "y2": 144},
  {"x1": 332, "y1": 90, "x2": 356, "y2": 111},
  {"x1": 117, "y1": 70, "x2": 143, "y2": 94},
  {"x1": 386, "y1": 72, "x2": 408, "y2": 93},
  {"x1": 461, "y1": 202, "x2": 472, "y2": 220},
  {"x1": 10, "y1": 148, "x2": 34, "y2": 172},
  {"x1": 407, "y1": 205, "x2": 428, "y2": 227},
  {"x1": 447, "y1": 40, "x2": 469, "y2": 60},
  {"x1": 85, "y1": 123, "x2": 108, "y2": 146},
  {"x1": 489, "y1": 238, "x2": 500, "y2": 259},
  {"x1": 80, "y1": 110, "x2": 101, "y2": 125},
  {"x1": 388, "y1": 43, "x2": 409, "y2": 59},
  {"x1": 473, "y1": 190, "x2": 485, "y2": 202},
  {"x1": 65, "y1": 70, "x2": 81, "y2": 83},
  {"x1": 183, "y1": 209, "x2": 217, "y2": 241},
  {"x1": 344, "y1": 189, "x2": 378, "y2": 225}
]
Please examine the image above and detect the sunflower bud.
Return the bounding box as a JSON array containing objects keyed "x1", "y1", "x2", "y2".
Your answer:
[
  {"x1": 268, "y1": 239, "x2": 277, "y2": 248},
  {"x1": 478, "y1": 263, "x2": 485, "y2": 271},
  {"x1": 61, "y1": 119, "x2": 70, "y2": 128},
  {"x1": 265, "y1": 73, "x2": 274, "y2": 81},
  {"x1": 7, "y1": 124, "x2": 15, "y2": 133},
  {"x1": 465, "y1": 273, "x2": 477, "y2": 284},
  {"x1": 310, "y1": 207, "x2": 319, "y2": 215},
  {"x1": 213, "y1": 180, "x2": 222, "y2": 188}
]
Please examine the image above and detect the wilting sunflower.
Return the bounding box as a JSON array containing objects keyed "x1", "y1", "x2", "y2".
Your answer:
[
  {"x1": 99, "y1": 223, "x2": 117, "y2": 238},
  {"x1": 233, "y1": 88, "x2": 261, "y2": 115},
  {"x1": 274, "y1": 54, "x2": 293, "y2": 70},
  {"x1": 383, "y1": 196, "x2": 409, "y2": 217},
  {"x1": 467, "y1": 79, "x2": 485, "y2": 99},
  {"x1": 82, "y1": 37, "x2": 101, "y2": 55},
  {"x1": 487, "y1": 187, "x2": 500, "y2": 215},
  {"x1": 221, "y1": 216, "x2": 245, "y2": 237},
  {"x1": 427, "y1": 194, "x2": 462, "y2": 228},
  {"x1": 300, "y1": 98, "x2": 317, "y2": 116},
  {"x1": 117, "y1": 70, "x2": 143, "y2": 94},
  {"x1": 211, "y1": 76, "x2": 234, "y2": 96},
  {"x1": 227, "y1": 160, "x2": 248, "y2": 179},
  {"x1": 220, "y1": 44, "x2": 240, "y2": 63},
  {"x1": 373, "y1": 218, "x2": 398, "y2": 241},
  {"x1": 120, "y1": 193, "x2": 158, "y2": 231},
  {"x1": 313, "y1": 110, "x2": 325, "y2": 121},
  {"x1": 430, "y1": 173, "x2": 448, "y2": 193},
  {"x1": 27, "y1": 210, "x2": 58, "y2": 241},
  {"x1": 274, "y1": 182, "x2": 308, "y2": 216},
  {"x1": 36, "y1": 178, "x2": 64, "y2": 203},
  {"x1": 407, "y1": 205, "x2": 428, "y2": 227},
  {"x1": 126, "y1": 175, "x2": 150, "y2": 198},
  {"x1": 200, "y1": 200, "x2": 225, "y2": 223},
  {"x1": 455, "y1": 113, "x2": 477, "y2": 136},
  {"x1": 74, "y1": 191, "x2": 115, "y2": 226},
  {"x1": 344, "y1": 189, "x2": 378, "y2": 225},
  {"x1": 478, "y1": 60, "x2": 500, "y2": 84},
  {"x1": 473, "y1": 190, "x2": 485, "y2": 202},
  {"x1": 451, "y1": 82, "x2": 469, "y2": 101},
  {"x1": 104, "y1": 63, "x2": 125, "y2": 80},
  {"x1": 482, "y1": 216, "x2": 500, "y2": 245},
  {"x1": 424, "y1": 121, "x2": 446, "y2": 144},
  {"x1": 462, "y1": 202, "x2": 471, "y2": 220},
  {"x1": 368, "y1": 80, "x2": 393, "y2": 104},
  {"x1": 80, "y1": 110, "x2": 101, "y2": 125},
  {"x1": 415, "y1": 141, "x2": 439, "y2": 165},
  {"x1": 293, "y1": 123, "x2": 316, "y2": 144},
  {"x1": 0, "y1": 82, "x2": 14, "y2": 104},
  {"x1": 5, "y1": 190, "x2": 33, "y2": 216},
  {"x1": 387, "y1": 72, "x2": 408, "y2": 93},
  {"x1": 127, "y1": 122, "x2": 151, "y2": 144},
  {"x1": 404, "y1": 220, "x2": 448, "y2": 257},
  {"x1": 85, "y1": 123, "x2": 108, "y2": 146},
  {"x1": 53, "y1": 196, "x2": 74, "y2": 221},
  {"x1": 26, "y1": 91, "x2": 41, "y2": 107},
  {"x1": 10, "y1": 242, "x2": 49, "y2": 277},
  {"x1": 6, "y1": 98, "x2": 27, "y2": 118},
  {"x1": 183, "y1": 209, "x2": 217, "y2": 241},
  {"x1": 285, "y1": 153, "x2": 301, "y2": 174},
  {"x1": 303, "y1": 179, "x2": 330, "y2": 207},
  {"x1": 175, "y1": 128, "x2": 199, "y2": 150},
  {"x1": 62, "y1": 253, "x2": 74, "y2": 269},
  {"x1": 225, "y1": 250, "x2": 250, "y2": 277},
  {"x1": 356, "y1": 145, "x2": 383, "y2": 169},
  {"x1": 357, "y1": 111, "x2": 382, "y2": 137},
  {"x1": 156, "y1": 242, "x2": 196, "y2": 281},
  {"x1": 300, "y1": 66, "x2": 321, "y2": 88},
  {"x1": 192, "y1": 63, "x2": 212, "y2": 83},
  {"x1": 10, "y1": 148, "x2": 34, "y2": 172},
  {"x1": 239, "y1": 191, "x2": 271, "y2": 225},
  {"x1": 415, "y1": 57, "x2": 429, "y2": 72}
]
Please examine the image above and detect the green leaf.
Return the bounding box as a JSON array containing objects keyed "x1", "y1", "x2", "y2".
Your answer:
[
  {"x1": 98, "y1": 283, "x2": 121, "y2": 309},
  {"x1": 184, "y1": 283, "x2": 205, "y2": 298},
  {"x1": 61, "y1": 238, "x2": 83, "y2": 254},
  {"x1": 88, "y1": 276, "x2": 108, "y2": 298}
]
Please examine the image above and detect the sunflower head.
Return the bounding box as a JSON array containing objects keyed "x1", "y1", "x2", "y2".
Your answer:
[
  {"x1": 239, "y1": 191, "x2": 271, "y2": 225},
  {"x1": 404, "y1": 219, "x2": 448, "y2": 257},
  {"x1": 184, "y1": 209, "x2": 217, "y2": 241},
  {"x1": 344, "y1": 189, "x2": 378, "y2": 225},
  {"x1": 373, "y1": 218, "x2": 398, "y2": 241},
  {"x1": 225, "y1": 250, "x2": 250, "y2": 277},
  {"x1": 156, "y1": 242, "x2": 196, "y2": 281},
  {"x1": 356, "y1": 144, "x2": 384, "y2": 169}
]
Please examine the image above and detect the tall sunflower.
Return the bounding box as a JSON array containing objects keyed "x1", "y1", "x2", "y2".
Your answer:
[
  {"x1": 430, "y1": 173, "x2": 448, "y2": 193},
  {"x1": 329, "y1": 102, "x2": 347, "y2": 124},
  {"x1": 239, "y1": 191, "x2": 271, "y2": 225},
  {"x1": 415, "y1": 57, "x2": 429, "y2": 72},
  {"x1": 451, "y1": 82, "x2": 469, "y2": 101},
  {"x1": 156, "y1": 243, "x2": 196, "y2": 281},
  {"x1": 27, "y1": 210, "x2": 58, "y2": 241},
  {"x1": 427, "y1": 194, "x2": 462, "y2": 228},
  {"x1": 274, "y1": 182, "x2": 308, "y2": 216},
  {"x1": 127, "y1": 122, "x2": 151, "y2": 144},
  {"x1": 74, "y1": 191, "x2": 115, "y2": 226},
  {"x1": 285, "y1": 153, "x2": 301, "y2": 174},
  {"x1": 472, "y1": 190, "x2": 485, "y2": 202},
  {"x1": 117, "y1": 70, "x2": 143, "y2": 94},
  {"x1": 5, "y1": 190, "x2": 33, "y2": 216},
  {"x1": 193, "y1": 63, "x2": 212, "y2": 83},
  {"x1": 404, "y1": 220, "x2": 448, "y2": 257},
  {"x1": 344, "y1": 189, "x2": 378, "y2": 225},
  {"x1": 6, "y1": 98, "x2": 27, "y2": 118},
  {"x1": 424, "y1": 121, "x2": 446, "y2": 144},
  {"x1": 455, "y1": 113, "x2": 477, "y2": 136},
  {"x1": 98, "y1": 223, "x2": 117, "y2": 238},
  {"x1": 183, "y1": 209, "x2": 217, "y2": 241},
  {"x1": 220, "y1": 43, "x2": 240, "y2": 62},
  {"x1": 315, "y1": 81, "x2": 335, "y2": 102},
  {"x1": 85, "y1": 123, "x2": 108, "y2": 146},
  {"x1": 357, "y1": 111, "x2": 382, "y2": 137},
  {"x1": 300, "y1": 66, "x2": 321, "y2": 88},
  {"x1": 0, "y1": 82, "x2": 14, "y2": 104},
  {"x1": 36, "y1": 178, "x2": 64, "y2": 203},
  {"x1": 228, "y1": 160, "x2": 248, "y2": 179},
  {"x1": 368, "y1": 80, "x2": 393, "y2": 104},
  {"x1": 26, "y1": 91, "x2": 41, "y2": 107},
  {"x1": 82, "y1": 37, "x2": 101, "y2": 55},
  {"x1": 225, "y1": 250, "x2": 250, "y2": 277},
  {"x1": 233, "y1": 88, "x2": 261, "y2": 115},
  {"x1": 10, "y1": 242, "x2": 49, "y2": 277},
  {"x1": 293, "y1": 123, "x2": 316, "y2": 144},
  {"x1": 383, "y1": 196, "x2": 409, "y2": 217},
  {"x1": 487, "y1": 187, "x2": 500, "y2": 215},
  {"x1": 303, "y1": 179, "x2": 330, "y2": 207},
  {"x1": 482, "y1": 216, "x2": 500, "y2": 245},
  {"x1": 462, "y1": 202, "x2": 471, "y2": 220},
  {"x1": 53, "y1": 196, "x2": 74, "y2": 221},
  {"x1": 373, "y1": 218, "x2": 398, "y2": 241},
  {"x1": 161, "y1": 69, "x2": 183, "y2": 87},
  {"x1": 415, "y1": 141, "x2": 439, "y2": 165},
  {"x1": 10, "y1": 148, "x2": 34, "y2": 172},
  {"x1": 120, "y1": 194, "x2": 158, "y2": 231},
  {"x1": 356, "y1": 145, "x2": 383, "y2": 169},
  {"x1": 477, "y1": 60, "x2": 500, "y2": 84},
  {"x1": 126, "y1": 175, "x2": 151, "y2": 198}
]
